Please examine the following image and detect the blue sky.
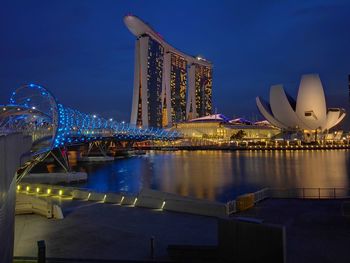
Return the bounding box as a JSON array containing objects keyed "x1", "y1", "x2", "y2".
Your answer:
[{"x1": 1, "y1": 0, "x2": 350, "y2": 128}]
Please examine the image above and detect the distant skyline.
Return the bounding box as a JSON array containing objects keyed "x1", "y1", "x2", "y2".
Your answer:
[{"x1": 1, "y1": 0, "x2": 350, "y2": 128}]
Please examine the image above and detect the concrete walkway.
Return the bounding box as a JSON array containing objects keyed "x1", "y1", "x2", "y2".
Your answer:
[
  {"x1": 15, "y1": 198, "x2": 350, "y2": 262},
  {"x1": 14, "y1": 199, "x2": 217, "y2": 261},
  {"x1": 233, "y1": 198, "x2": 350, "y2": 263}
]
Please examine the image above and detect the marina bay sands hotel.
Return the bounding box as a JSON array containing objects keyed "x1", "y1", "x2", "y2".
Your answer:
[{"x1": 124, "y1": 15, "x2": 213, "y2": 128}]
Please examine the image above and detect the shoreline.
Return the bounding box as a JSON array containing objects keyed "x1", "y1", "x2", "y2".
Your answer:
[{"x1": 140, "y1": 144, "x2": 350, "y2": 151}]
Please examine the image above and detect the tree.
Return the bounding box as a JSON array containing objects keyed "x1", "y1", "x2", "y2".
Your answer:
[{"x1": 230, "y1": 130, "x2": 246, "y2": 140}]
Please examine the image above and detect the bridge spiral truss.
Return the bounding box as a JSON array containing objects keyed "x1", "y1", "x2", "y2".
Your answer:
[{"x1": 0, "y1": 84, "x2": 180, "y2": 155}]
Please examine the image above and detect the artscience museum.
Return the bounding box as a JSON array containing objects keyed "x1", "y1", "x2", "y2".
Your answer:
[{"x1": 256, "y1": 74, "x2": 346, "y2": 136}]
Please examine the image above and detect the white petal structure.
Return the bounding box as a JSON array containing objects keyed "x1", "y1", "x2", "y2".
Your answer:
[
  {"x1": 256, "y1": 74, "x2": 346, "y2": 131},
  {"x1": 296, "y1": 74, "x2": 327, "y2": 130}
]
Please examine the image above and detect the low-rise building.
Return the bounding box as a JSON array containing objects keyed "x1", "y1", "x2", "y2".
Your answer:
[{"x1": 171, "y1": 114, "x2": 280, "y2": 141}]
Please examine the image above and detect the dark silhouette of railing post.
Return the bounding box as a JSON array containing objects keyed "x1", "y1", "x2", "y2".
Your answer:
[
  {"x1": 37, "y1": 240, "x2": 46, "y2": 263},
  {"x1": 150, "y1": 236, "x2": 155, "y2": 260}
]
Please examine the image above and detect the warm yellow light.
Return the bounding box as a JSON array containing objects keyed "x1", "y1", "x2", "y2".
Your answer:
[
  {"x1": 36, "y1": 188, "x2": 40, "y2": 193},
  {"x1": 87, "y1": 193, "x2": 91, "y2": 200},
  {"x1": 59, "y1": 190, "x2": 63, "y2": 196},
  {"x1": 103, "y1": 194, "x2": 107, "y2": 202},
  {"x1": 120, "y1": 196, "x2": 125, "y2": 204},
  {"x1": 47, "y1": 189, "x2": 51, "y2": 194},
  {"x1": 26, "y1": 186, "x2": 30, "y2": 191},
  {"x1": 17, "y1": 185, "x2": 21, "y2": 191},
  {"x1": 161, "y1": 201, "x2": 166, "y2": 210},
  {"x1": 133, "y1": 197, "x2": 138, "y2": 206}
]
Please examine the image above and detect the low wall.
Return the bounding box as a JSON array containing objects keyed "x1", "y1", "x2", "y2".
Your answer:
[
  {"x1": 22, "y1": 172, "x2": 87, "y2": 184},
  {"x1": 19, "y1": 185, "x2": 229, "y2": 218},
  {"x1": 16, "y1": 193, "x2": 63, "y2": 219}
]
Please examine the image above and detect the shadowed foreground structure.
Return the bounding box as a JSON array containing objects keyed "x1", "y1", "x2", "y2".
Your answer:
[
  {"x1": 233, "y1": 199, "x2": 350, "y2": 263},
  {"x1": 14, "y1": 197, "x2": 350, "y2": 262}
]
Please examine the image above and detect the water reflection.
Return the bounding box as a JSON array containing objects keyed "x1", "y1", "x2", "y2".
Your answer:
[{"x1": 64, "y1": 150, "x2": 350, "y2": 202}]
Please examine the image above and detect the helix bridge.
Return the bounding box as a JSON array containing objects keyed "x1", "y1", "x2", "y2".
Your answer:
[{"x1": 0, "y1": 84, "x2": 181, "y2": 181}]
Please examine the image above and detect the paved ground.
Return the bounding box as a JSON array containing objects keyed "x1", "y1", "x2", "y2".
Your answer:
[
  {"x1": 14, "y1": 199, "x2": 217, "y2": 261},
  {"x1": 15, "y1": 198, "x2": 350, "y2": 262},
  {"x1": 233, "y1": 198, "x2": 350, "y2": 263}
]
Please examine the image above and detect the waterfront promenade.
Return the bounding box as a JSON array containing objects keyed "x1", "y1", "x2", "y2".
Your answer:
[
  {"x1": 14, "y1": 199, "x2": 217, "y2": 261},
  {"x1": 14, "y1": 197, "x2": 350, "y2": 262}
]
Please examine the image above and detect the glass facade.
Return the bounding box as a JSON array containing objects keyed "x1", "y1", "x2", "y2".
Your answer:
[
  {"x1": 170, "y1": 53, "x2": 187, "y2": 123},
  {"x1": 195, "y1": 64, "x2": 212, "y2": 117},
  {"x1": 146, "y1": 38, "x2": 164, "y2": 128}
]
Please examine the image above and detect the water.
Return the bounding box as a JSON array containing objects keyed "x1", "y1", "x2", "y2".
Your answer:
[{"x1": 63, "y1": 150, "x2": 350, "y2": 202}]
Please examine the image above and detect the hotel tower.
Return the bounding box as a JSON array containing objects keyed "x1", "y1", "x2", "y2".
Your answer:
[{"x1": 124, "y1": 15, "x2": 213, "y2": 128}]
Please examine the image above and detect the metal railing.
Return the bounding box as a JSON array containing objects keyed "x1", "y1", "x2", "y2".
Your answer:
[
  {"x1": 269, "y1": 187, "x2": 350, "y2": 199},
  {"x1": 226, "y1": 187, "x2": 350, "y2": 215}
]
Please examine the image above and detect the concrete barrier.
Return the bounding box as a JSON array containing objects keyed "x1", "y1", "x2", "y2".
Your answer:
[
  {"x1": 53, "y1": 204, "x2": 64, "y2": 219},
  {"x1": 17, "y1": 185, "x2": 230, "y2": 218},
  {"x1": 79, "y1": 156, "x2": 114, "y2": 162},
  {"x1": 104, "y1": 193, "x2": 124, "y2": 204},
  {"x1": 22, "y1": 172, "x2": 87, "y2": 184},
  {"x1": 18, "y1": 183, "x2": 74, "y2": 197},
  {"x1": 164, "y1": 199, "x2": 227, "y2": 218},
  {"x1": 88, "y1": 192, "x2": 106, "y2": 202},
  {"x1": 72, "y1": 190, "x2": 90, "y2": 200},
  {"x1": 135, "y1": 196, "x2": 164, "y2": 209},
  {"x1": 138, "y1": 188, "x2": 227, "y2": 217},
  {"x1": 15, "y1": 193, "x2": 63, "y2": 219},
  {"x1": 121, "y1": 195, "x2": 138, "y2": 206}
]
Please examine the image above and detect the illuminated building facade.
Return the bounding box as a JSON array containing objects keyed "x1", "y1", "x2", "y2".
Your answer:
[
  {"x1": 171, "y1": 114, "x2": 280, "y2": 140},
  {"x1": 189, "y1": 63, "x2": 212, "y2": 117},
  {"x1": 124, "y1": 15, "x2": 212, "y2": 128},
  {"x1": 170, "y1": 53, "x2": 187, "y2": 123}
]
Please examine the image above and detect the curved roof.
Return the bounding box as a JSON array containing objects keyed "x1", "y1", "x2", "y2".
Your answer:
[
  {"x1": 256, "y1": 97, "x2": 288, "y2": 129},
  {"x1": 124, "y1": 15, "x2": 212, "y2": 67},
  {"x1": 269, "y1": 84, "x2": 308, "y2": 129},
  {"x1": 256, "y1": 74, "x2": 346, "y2": 132},
  {"x1": 296, "y1": 74, "x2": 327, "y2": 130},
  {"x1": 189, "y1": 114, "x2": 229, "y2": 123}
]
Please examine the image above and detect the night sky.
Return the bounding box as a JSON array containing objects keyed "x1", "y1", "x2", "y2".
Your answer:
[{"x1": 1, "y1": 0, "x2": 350, "y2": 128}]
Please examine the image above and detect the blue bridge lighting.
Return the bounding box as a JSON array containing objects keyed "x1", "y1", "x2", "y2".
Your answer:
[{"x1": 0, "y1": 84, "x2": 180, "y2": 154}]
